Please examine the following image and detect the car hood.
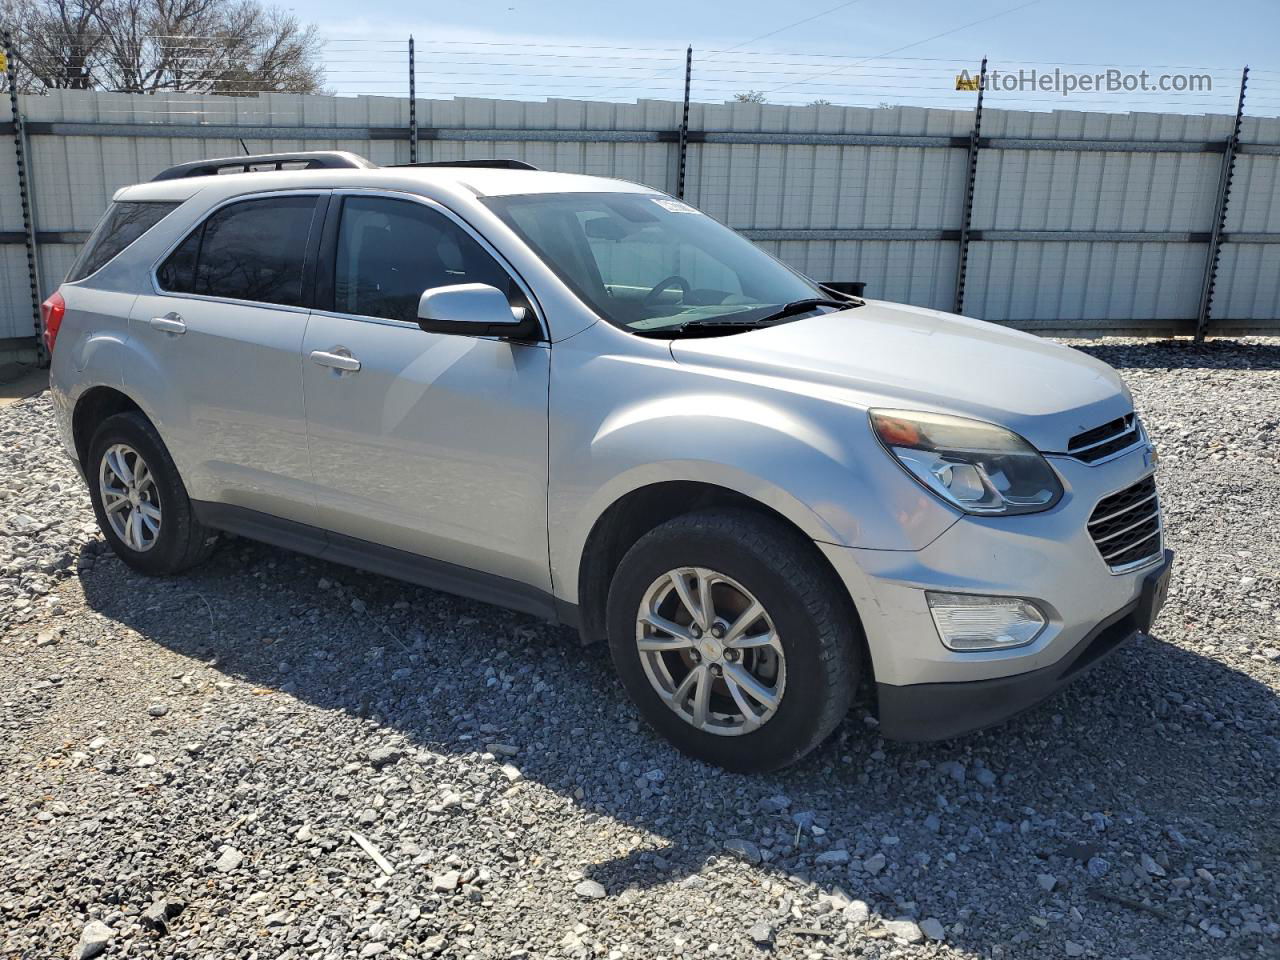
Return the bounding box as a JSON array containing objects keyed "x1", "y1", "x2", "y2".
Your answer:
[{"x1": 668, "y1": 300, "x2": 1132, "y2": 453}]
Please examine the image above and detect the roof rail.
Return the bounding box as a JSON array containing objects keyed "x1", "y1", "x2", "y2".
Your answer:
[
  {"x1": 151, "y1": 151, "x2": 376, "y2": 182},
  {"x1": 390, "y1": 158, "x2": 539, "y2": 171}
]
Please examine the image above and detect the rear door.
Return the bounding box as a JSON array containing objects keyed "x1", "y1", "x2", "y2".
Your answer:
[
  {"x1": 128, "y1": 192, "x2": 325, "y2": 523},
  {"x1": 301, "y1": 191, "x2": 551, "y2": 596}
]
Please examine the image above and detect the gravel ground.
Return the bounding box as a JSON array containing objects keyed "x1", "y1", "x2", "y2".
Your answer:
[{"x1": 2, "y1": 337, "x2": 1278, "y2": 960}]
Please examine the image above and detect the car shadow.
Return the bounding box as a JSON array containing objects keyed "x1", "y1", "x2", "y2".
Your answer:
[{"x1": 76, "y1": 533, "x2": 1280, "y2": 955}]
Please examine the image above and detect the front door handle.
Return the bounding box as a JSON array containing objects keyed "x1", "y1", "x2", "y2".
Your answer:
[
  {"x1": 149, "y1": 314, "x2": 186, "y2": 335},
  {"x1": 309, "y1": 349, "x2": 361, "y2": 373}
]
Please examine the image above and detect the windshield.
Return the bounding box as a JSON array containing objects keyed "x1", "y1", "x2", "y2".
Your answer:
[{"x1": 482, "y1": 192, "x2": 826, "y2": 333}]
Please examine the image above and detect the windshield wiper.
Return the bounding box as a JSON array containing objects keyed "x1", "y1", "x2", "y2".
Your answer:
[
  {"x1": 749, "y1": 297, "x2": 855, "y2": 324},
  {"x1": 633, "y1": 298, "x2": 855, "y2": 338}
]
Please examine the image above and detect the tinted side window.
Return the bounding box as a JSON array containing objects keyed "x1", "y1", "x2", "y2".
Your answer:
[
  {"x1": 67, "y1": 201, "x2": 179, "y2": 282},
  {"x1": 334, "y1": 196, "x2": 513, "y2": 323},
  {"x1": 163, "y1": 196, "x2": 317, "y2": 306},
  {"x1": 157, "y1": 225, "x2": 201, "y2": 293}
]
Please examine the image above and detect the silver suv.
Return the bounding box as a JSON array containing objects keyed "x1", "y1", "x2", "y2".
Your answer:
[{"x1": 47, "y1": 151, "x2": 1172, "y2": 772}]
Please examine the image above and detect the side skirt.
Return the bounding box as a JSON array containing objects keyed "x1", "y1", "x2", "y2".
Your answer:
[{"x1": 191, "y1": 501, "x2": 575, "y2": 625}]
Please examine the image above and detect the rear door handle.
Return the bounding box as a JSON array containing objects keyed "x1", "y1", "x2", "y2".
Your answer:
[
  {"x1": 309, "y1": 349, "x2": 361, "y2": 372},
  {"x1": 149, "y1": 314, "x2": 186, "y2": 335}
]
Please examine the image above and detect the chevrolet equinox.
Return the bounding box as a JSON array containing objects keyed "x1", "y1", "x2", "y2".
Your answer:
[{"x1": 46, "y1": 151, "x2": 1173, "y2": 772}]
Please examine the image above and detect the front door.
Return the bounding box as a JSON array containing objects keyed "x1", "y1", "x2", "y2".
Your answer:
[{"x1": 301, "y1": 193, "x2": 551, "y2": 594}]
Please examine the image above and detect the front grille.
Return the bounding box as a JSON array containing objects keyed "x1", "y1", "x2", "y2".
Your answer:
[
  {"x1": 1088, "y1": 476, "x2": 1162, "y2": 571},
  {"x1": 1068, "y1": 413, "x2": 1142, "y2": 463}
]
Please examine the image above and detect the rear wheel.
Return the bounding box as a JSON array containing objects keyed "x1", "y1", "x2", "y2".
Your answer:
[
  {"x1": 87, "y1": 412, "x2": 216, "y2": 575},
  {"x1": 606, "y1": 509, "x2": 858, "y2": 772}
]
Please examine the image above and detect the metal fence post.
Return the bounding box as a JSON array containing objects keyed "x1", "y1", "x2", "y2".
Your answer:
[
  {"x1": 3, "y1": 29, "x2": 45, "y2": 362},
  {"x1": 408, "y1": 35, "x2": 418, "y2": 164},
  {"x1": 1195, "y1": 65, "x2": 1248, "y2": 342},
  {"x1": 952, "y1": 56, "x2": 987, "y2": 316},
  {"x1": 676, "y1": 45, "x2": 692, "y2": 199}
]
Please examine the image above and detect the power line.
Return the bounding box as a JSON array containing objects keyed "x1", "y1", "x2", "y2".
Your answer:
[
  {"x1": 765, "y1": 0, "x2": 1051, "y2": 96},
  {"x1": 624, "y1": 0, "x2": 872, "y2": 92},
  {"x1": 709, "y1": 0, "x2": 873, "y2": 59}
]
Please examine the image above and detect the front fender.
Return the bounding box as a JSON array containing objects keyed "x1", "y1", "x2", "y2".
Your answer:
[{"x1": 547, "y1": 324, "x2": 958, "y2": 605}]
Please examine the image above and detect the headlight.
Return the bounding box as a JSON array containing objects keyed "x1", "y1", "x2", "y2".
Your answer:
[{"x1": 870, "y1": 409, "x2": 1063, "y2": 515}]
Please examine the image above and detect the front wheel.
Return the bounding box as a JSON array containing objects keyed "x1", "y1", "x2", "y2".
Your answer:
[{"x1": 606, "y1": 509, "x2": 858, "y2": 772}]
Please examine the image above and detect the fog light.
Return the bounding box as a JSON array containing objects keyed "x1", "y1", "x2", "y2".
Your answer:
[{"x1": 926, "y1": 592, "x2": 1046, "y2": 651}]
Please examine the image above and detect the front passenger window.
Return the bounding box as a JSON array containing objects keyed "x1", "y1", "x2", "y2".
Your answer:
[{"x1": 333, "y1": 196, "x2": 516, "y2": 324}]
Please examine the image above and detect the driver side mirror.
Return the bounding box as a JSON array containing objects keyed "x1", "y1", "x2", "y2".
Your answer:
[{"x1": 416, "y1": 283, "x2": 539, "y2": 340}]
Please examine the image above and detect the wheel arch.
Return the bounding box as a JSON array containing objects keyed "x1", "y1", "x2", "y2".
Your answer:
[
  {"x1": 72, "y1": 385, "x2": 148, "y2": 466},
  {"x1": 573, "y1": 480, "x2": 868, "y2": 666}
]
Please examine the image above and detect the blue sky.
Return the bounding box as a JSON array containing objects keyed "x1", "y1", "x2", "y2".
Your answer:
[{"x1": 297, "y1": 0, "x2": 1280, "y2": 112}]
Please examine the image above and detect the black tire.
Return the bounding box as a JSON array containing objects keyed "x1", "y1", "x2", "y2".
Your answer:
[
  {"x1": 86, "y1": 411, "x2": 216, "y2": 575},
  {"x1": 606, "y1": 509, "x2": 858, "y2": 772}
]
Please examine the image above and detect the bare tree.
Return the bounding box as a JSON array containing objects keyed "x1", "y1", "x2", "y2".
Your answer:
[
  {"x1": 2, "y1": 0, "x2": 324, "y2": 94},
  {"x1": 733, "y1": 90, "x2": 767, "y2": 103},
  {"x1": 2, "y1": 0, "x2": 105, "y2": 89}
]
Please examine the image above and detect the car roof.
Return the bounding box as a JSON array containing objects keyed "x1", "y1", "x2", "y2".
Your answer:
[{"x1": 116, "y1": 166, "x2": 656, "y2": 204}]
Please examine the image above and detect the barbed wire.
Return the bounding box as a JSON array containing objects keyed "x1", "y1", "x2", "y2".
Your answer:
[{"x1": 1, "y1": 33, "x2": 1271, "y2": 118}]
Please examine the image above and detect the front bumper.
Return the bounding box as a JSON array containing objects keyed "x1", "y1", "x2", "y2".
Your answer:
[
  {"x1": 875, "y1": 550, "x2": 1172, "y2": 740},
  {"x1": 817, "y1": 441, "x2": 1172, "y2": 739}
]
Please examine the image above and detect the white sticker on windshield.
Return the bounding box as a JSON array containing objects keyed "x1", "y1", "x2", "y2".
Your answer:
[{"x1": 651, "y1": 198, "x2": 701, "y2": 215}]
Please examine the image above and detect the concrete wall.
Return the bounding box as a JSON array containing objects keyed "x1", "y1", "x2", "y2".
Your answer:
[{"x1": 3, "y1": 89, "x2": 1279, "y2": 349}]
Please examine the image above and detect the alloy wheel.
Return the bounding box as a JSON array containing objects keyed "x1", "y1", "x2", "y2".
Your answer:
[
  {"x1": 635, "y1": 566, "x2": 785, "y2": 736},
  {"x1": 99, "y1": 443, "x2": 162, "y2": 552}
]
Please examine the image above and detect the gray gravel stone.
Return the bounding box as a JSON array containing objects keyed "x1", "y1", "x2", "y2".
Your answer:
[
  {"x1": 432, "y1": 871, "x2": 461, "y2": 892},
  {"x1": 73, "y1": 920, "x2": 113, "y2": 959},
  {"x1": 213, "y1": 847, "x2": 243, "y2": 873},
  {"x1": 724, "y1": 838, "x2": 762, "y2": 864},
  {"x1": 574, "y1": 879, "x2": 607, "y2": 900},
  {"x1": 919, "y1": 917, "x2": 946, "y2": 941},
  {"x1": 367, "y1": 745, "x2": 402, "y2": 768},
  {"x1": 882, "y1": 918, "x2": 923, "y2": 943},
  {"x1": 139, "y1": 896, "x2": 184, "y2": 933},
  {"x1": 844, "y1": 900, "x2": 870, "y2": 925}
]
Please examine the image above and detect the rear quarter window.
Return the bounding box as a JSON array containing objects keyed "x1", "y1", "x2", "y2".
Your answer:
[{"x1": 67, "y1": 201, "x2": 181, "y2": 282}]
